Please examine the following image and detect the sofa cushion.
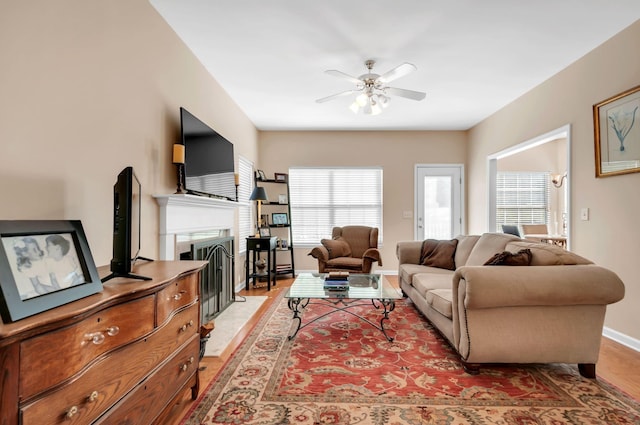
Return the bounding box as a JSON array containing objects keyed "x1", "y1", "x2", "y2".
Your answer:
[
  {"x1": 425, "y1": 289, "x2": 453, "y2": 319},
  {"x1": 454, "y1": 235, "x2": 481, "y2": 267},
  {"x1": 412, "y1": 270, "x2": 455, "y2": 295},
  {"x1": 505, "y1": 241, "x2": 592, "y2": 265},
  {"x1": 321, "y1": 238, "x2": 352, "y2": 259},
  {"x1": 325, "y1": 256, "x2": 362, "y2": 270},
  {"x1": 465, "y1": 233, "x2": 520, "y2": 266},
  {"x1": 420, "y1": 239, "x2": 458, "y2": 270},
  {"x1": 484, "y1": 249, "x2": 532, "y2": 266}
]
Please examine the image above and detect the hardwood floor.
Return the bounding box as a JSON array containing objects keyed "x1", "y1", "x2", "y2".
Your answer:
[{"x1": 166, "y1": 276, "x2": 640, "y2": 424}]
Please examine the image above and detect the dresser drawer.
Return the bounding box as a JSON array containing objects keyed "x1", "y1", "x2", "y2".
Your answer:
[
  {"x1": 19, "y1": 303, "x2": 199, "y2": 425},
  {"x1": 19, "y1": 295, "x2": 155, "y2": 401},
  {"x1": 94, "y1": 335, "x2": 200, "y2": 425},
  {"x1": 156, "y1": 273, "x2": 199, "y2": 324}
]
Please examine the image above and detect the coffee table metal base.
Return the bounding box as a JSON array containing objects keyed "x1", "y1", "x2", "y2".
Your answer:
[{"x1": 287, "y1": 297, "x2": 396, "y2": 341}]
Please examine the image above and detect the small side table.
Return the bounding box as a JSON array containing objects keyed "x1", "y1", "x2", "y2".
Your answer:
[{"x1": 246, "y1": 236, "x2": 277, "y2": 291}]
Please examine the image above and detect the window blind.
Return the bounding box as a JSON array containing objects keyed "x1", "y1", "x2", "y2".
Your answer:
[
  {"x1": 237, "y1": 156, "x2": 253, "y2": 253},
  {"x1": 496, "y1": 171, "x2": 550, "y2": 229},
  {"x1": 289, "y1": 167, "x2": 383, "y2": 245}
]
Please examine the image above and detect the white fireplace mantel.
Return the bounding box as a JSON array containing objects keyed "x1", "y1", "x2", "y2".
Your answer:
[{"x1": 154, "y1": 194, "x2": 241, "y2": 260}]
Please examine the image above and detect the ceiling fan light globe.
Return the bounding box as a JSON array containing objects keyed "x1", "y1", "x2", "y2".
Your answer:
[
  {"x1": 355, "y1": 93, "x2": 368, "y2": 107},
  {"x1": 370, "y1": 103, "x2": 382, "y2": 115},
  {"x1": 349, "y1": 102, "x2": 360, "y2": 114}
]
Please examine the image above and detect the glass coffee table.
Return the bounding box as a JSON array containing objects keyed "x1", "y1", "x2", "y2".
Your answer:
[{"x1": 285, "y1": 273, "x2": 402, "y2": 341}]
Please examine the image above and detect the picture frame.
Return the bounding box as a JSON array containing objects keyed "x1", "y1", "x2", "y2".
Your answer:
[
  {"x1": 278, "y1": 194, "x2": 288, "y2": 204},
  {"x1": 256, "y1": 170, "x2": 267, "y2": 181},
  {"x1": 274, "y1": 172, "x2": 288, "y2": 182},
  {"x1": 259, "y1": 227, "x2": 271, "y2": 237},
  {"x1": 594, "y1": 84, "x2": 640, "y2": 177},
  {"x1": 0, "y1": 220, "x2": 102, "y2": 323},
  {"x1": 260, "y1": 214, "x2": 269, "y2": 227},
  {"x1": 272, "y1": 212, "x2": 288, "y2": 226}
]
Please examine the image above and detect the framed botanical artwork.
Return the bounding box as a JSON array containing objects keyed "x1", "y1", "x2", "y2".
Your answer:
[
  {"x1": 594, "y1": 84, "x2": 640, "y2": 177},
  {"x1": 272, "y1": 213, "x2": 288, "y2": 226},
  {"x1": 0, "y1": 220, "x2": 102, "y2": 322}
]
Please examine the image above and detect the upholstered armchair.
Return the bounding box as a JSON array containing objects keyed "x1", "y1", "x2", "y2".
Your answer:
[{"x1": 308, "y1": 226, "x2": 382, "y2": 274}]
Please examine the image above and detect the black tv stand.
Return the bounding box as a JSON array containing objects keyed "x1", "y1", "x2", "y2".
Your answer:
[
  {"x1": 101, "y1": 256, "x2": 155, "y2": 282},
  {"x1": 134, "y1": 255, "x2": 154, "y2": 263},
  {"x1": 101, "y1": 272, "x2": 152, "y2": 283}
]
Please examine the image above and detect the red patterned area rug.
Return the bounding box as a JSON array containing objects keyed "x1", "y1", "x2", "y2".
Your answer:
[{"x1": 182, "y1": 293, "x2": 640, "y2": 424}]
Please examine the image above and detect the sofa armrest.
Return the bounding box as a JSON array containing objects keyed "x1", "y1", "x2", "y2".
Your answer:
[
  {"x1": 361, "y1": 248, "x2": 382, "y2": 273},
  {"x1": 308, "y1": 246, "x2": 329, "y2": 262},
  {"x1": 396, "y1": 240, "x2": 423, "y2": 265},
  {"x1": 453, "y1": 265, "x2": 625, "y2": 309},
  {"x1": 363, "y1": 247, "x2": 382, "y2": 265}
]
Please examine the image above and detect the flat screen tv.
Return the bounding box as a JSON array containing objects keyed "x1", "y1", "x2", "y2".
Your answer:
[
  {"x1": 180, "y1": 107, "x2": 236, "y2": 201},
  {"x1": 102, "y1": 166, "x2": 152, "y2": 282}
]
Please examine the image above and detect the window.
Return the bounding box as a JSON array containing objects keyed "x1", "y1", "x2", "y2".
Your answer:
[
  {"x1": 237, "y1": 156, "x2": 253, "y2": 253},
  {"x1": 289, "y1": 167, "x2": 383, "y2": 245},
  {"x1": 496, "y1": 171, "x2": 550, "y2": 229}
]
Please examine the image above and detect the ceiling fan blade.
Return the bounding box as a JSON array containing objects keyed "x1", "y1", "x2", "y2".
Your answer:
[
  {"x1": 316, "y1": 90, "x2": 356, "y2": 103},
  {"x1": 377, "y1": 63, "x2": 417, "y2": 83},
  {"x1": 325, "y1": 70, "x2": 363, "y2": 85},
  {"x1": 384, "y1": 86, "x2": 426, "y2": 101}
]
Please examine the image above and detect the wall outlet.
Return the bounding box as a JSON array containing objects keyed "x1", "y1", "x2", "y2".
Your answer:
[{"x1": 580, "y1": 208, "x2": 589, "y2": 221}]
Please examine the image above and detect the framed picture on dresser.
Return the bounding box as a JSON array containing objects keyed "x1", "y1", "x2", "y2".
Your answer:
[{"x1": 0, "y1": 220, "x2": 102, "y2": 322}]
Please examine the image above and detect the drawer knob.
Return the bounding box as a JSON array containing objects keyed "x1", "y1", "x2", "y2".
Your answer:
[
  {"x1": 89, "y1": 390, "x2": 99, "y2": 402},
  {"x1": 173, "y1": 290, "x2": 187, "y2": 301},
  {"x1": 66, "y1": 405, "x2": 78, "y2": 418},
  {"x1": 181, "y1": 364, "x2": 188, "y2": 372},
  {"x1": 179, "y1": 320, "x2": 195, "y2": 332},
  {"x1": 84, "y1": 332, "x2": 105, "y2": 345},
  {"x1": 82, "y1": 325, "x2": 121, "y2": 346}
]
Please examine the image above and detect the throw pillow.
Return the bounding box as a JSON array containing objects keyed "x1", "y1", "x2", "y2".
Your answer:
[
  {"x1": 321, "y1": 238, "x2": 352, "y2": 259},
  {"x1": 484, "y1": 248, "x2": 532, "y2": 266},
  {"x1": 419, "y1": 239, "x2": 458, "y2": 270}
]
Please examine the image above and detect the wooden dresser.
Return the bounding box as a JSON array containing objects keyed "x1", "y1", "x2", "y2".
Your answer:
[{"x1": 0, "y1": 260, "x2": 207, "y2": 425}]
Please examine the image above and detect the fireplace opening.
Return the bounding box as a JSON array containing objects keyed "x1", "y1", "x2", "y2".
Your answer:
[{"x1": 180, "y1": 236, "x2": 235, "y2": 324}]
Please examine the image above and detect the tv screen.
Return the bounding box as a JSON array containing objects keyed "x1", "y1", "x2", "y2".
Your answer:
[
  {"x1": 103, "y1": 166, "x2": 150, "y2": 282},
  {"x1": 180, "y1": 107, "x2": 236, "y2": 201}
]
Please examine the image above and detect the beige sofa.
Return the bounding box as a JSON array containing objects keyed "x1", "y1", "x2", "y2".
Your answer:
[{"x1": 396, "y1": 233, "x2": 625, "y2": 378}]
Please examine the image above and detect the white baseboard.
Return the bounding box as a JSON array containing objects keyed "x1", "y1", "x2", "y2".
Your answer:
[{"x1": 603, "y1": 326, "x2": 640, "y2": 352}]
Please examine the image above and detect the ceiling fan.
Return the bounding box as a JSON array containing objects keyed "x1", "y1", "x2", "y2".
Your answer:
[{"x1": 316, "y1": 59, "x2": 426, "y2": 115}]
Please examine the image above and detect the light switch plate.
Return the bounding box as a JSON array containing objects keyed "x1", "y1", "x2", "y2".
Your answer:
[{"x1": 581, "y1": 208, "x2": 589, "y2": 221}]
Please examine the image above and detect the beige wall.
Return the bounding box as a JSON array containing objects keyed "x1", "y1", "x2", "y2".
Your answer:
[
  {"x1": 258, "y1": 131, "x2": 466, "y2": 271},
  {"x1": 468, "y1": 21, "x2": 640, "y2": 340},
  {"x1": 0, "y1": 1, "x2": 258, "y2": 268}
]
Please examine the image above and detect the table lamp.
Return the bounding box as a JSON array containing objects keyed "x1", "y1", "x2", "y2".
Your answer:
[
  {"x1": 249, "y1": 186, "x2": 268, "y2": 235},
  {"x1": 172, "y1": 143, "x2": 185, "y2": 194}
]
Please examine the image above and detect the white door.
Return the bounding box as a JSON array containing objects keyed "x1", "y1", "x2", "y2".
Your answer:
[{"x1": 416, "y1": 165, "x2": 463, "y2": 240}]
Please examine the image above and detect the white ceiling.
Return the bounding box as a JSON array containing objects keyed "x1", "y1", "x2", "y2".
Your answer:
[{"x1": 149, "y1": 1, "x2": 640, "y2": 131}]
